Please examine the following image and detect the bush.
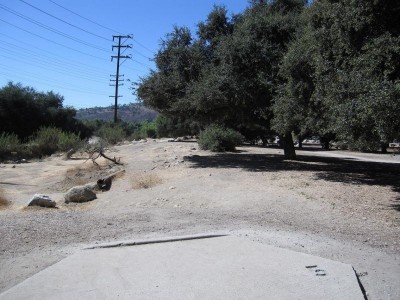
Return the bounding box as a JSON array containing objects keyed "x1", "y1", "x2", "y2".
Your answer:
[
  {"x1": 155, "y1": 114, "x2": 199, "y2": 138},
  {"x1": 0, "y1": 132, "x2": 21, "y2": 158},
  {"x1": 348, "y1": 139, "x2": 381, "y2": 152},
  {"x1": 130, "y1": 131, "x2": 146, "y2": 140},
  {"x1": 58, "y1": 131, "x2": 84, "y2": 152},
  {"x1": 28, "y1": 127, "x2": 61, "y2": 157},
  {"x1": 28, "y1": 127, "x2": 84, "y2": 157},
  {"x1": 140, "y1": 121, "x2": 157, "y2": 138},
  {"x1": 198, "y1": 125, "x2": 243, "y2": 152},
  {"x1": 129, "y1": 121, "x2": 158, "y2": 140},
  {"x1": 96, "y1": 123, "x2": 126, "y2": 145}
]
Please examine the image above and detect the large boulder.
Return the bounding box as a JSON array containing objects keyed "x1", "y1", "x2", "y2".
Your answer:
[
  {"x1": 64, "y1": 186, "x2": 96, "y2": 203},
  {"x1": 28, "y1": 194, "x2": 56, "y2": 208}
]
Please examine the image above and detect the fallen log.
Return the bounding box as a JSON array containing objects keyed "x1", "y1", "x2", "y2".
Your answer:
[
  {"x1": 96, "y1": 169, "x2": 125, "y2": 191},
  {"x1": 85, "y1": 144, "x2": 123, "y2": 167}
]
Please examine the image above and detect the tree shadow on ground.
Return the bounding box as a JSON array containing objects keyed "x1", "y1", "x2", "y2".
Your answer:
[
  {"x1": 390, "y1": 192, "x2": 400, "y2": 211},
  {"x1": 184, "y1": 153, "x2": 400, "y2": 211}
]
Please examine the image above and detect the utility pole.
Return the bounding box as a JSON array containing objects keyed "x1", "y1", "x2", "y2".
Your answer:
[{"x1": 110, "y1": 35, "x2": 132, "y2": 123}]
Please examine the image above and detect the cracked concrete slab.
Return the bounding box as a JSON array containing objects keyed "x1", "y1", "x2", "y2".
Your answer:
[{"x1": 0, "y1": 235, "x2": 364, "y2": 300}]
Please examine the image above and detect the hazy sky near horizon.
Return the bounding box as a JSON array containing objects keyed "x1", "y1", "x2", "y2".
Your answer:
[{"x1": 0, "y1": 0, "x2": 248, "y2": 108}]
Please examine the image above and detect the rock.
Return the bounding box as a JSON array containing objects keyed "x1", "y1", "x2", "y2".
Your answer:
[
  {"x1": 28, "y1": 194, "x2": 56, "y2": 208},
  {"x1": 97, "y1": 177, "x2": 112, "y2": 191},
  {"x1": 64, "y1": 186, "x2": 97, "y2": 203},
  {"x1": 169, "y1": 186, "x2": 176, "y2": 190},
  {"x1": 85, "y1": 182, "x2": 99, "y2": 191},
  {"x1": 88, "y1": 136, "x2": 100, "y2": 145}
]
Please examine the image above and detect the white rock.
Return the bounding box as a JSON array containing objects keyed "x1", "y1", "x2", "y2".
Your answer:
[{"x1": 28, "y1": 194, "x2": 56, "y2": 208}]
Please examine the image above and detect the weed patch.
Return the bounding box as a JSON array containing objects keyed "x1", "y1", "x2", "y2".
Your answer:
[
  {"x1": 132, "y1": 173, "x2": 162, "y2": 189},
  {"x1": 0, "y1": 188, "x2": 11, "y2": 208}
]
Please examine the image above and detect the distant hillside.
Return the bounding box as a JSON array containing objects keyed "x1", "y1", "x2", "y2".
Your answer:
[{"x1": 76, "y1": 103, "x2": 158, "y2": 123}]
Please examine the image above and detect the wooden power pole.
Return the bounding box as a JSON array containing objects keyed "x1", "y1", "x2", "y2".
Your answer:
[{"x1": 110, "y1": 35, "x2": 132, "y2": 123}]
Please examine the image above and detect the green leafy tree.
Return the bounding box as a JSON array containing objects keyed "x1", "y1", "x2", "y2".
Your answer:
[
  {"x1": 0, "y1": 82, "x2": 90, "y2": 139},
  {"x1": 309, "y1": 0, "x2": 400, "y2": 151},
  {"x1": 273, "y1": 0, "x2": 400, "y2": 152},
  {"x1": 211, "y1": 0, "x2": 305, "y2": 157},
  {"x1": 155, "y1": 114, "x2": 199, "y2": 138},
  {"x1": 138, "y1": 2, "x2": 306, "y2": 158},
  {"x1": 138, "y1": 26, "x2": 202, "y2": 116}
]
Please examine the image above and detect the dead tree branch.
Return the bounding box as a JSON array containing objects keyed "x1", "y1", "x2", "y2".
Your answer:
[{"x1": 85, "y1": 143, "x2": 123, "y2": 167}]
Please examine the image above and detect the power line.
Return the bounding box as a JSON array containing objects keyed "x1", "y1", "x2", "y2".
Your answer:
[
  {"x1": 0, "y1": 52, "x2": 107, "y2": 84},
  {"x1": 132, "y1": 48, "x2": 152, "y2": 60},
  {"x1": 47, "y1": 0, "x2": 156, "y2": 57},
  {"x1": 48, "y1": 0, "x2": 119, "y2": 34},
  {"x1": 19, "y1": 0, "x2": 110, "y2": 42},
  {"x1": 0, "y1": 33, "x2": 110, "y2": 73},
  {"x1": 0, "y1": 64, "x2": 107, "y2": 96},
  {"x1": 0, "y1": 38, "x2": 109, "y2": 76},
  {"x1": 0, "y1": 18, "x2": 106, "y2": 60},
  {"x1": 131, "y1": 59, "x2": 153, "y2": 69},
  {"x1": 124, "y1": 65, "x2": 149, "y2": 73},
  {"x1": 0, "y1": 3, "x2": 109, "y2": 53},
  {"x1": 132, "y1": 38, "x2": 156, "y2": 55}
]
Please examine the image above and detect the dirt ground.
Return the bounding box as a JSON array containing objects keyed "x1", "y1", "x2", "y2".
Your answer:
[{"x1": 0, "y1": 139, "x2": 399, "y2": 299}]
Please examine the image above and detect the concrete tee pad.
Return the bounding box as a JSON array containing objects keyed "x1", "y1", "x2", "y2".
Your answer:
[{"x1": 0, "y1": 235, "x2": 364, "y2": 299}]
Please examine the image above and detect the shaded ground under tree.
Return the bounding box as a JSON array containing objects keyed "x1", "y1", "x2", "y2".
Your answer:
[{"x1": 184, "y1": 150, "x2": 400, "y2": 212}]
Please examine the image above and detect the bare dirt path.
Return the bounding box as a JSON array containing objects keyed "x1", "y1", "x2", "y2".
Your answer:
[{"x1": 0, "y1": 139, "x2": 399, "y2": 299}]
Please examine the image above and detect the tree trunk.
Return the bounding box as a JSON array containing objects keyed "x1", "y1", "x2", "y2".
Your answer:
[
  {"x1": 320, "y1": 137, "x2": 330, "y2": 150},
  {"x1": 381, "y1": 142, "x2": 388, "y2": 153},
  {"x1": 297, "y1": 136, "x2": 303, "y2": 149},
  {"x1": 282, "y1": 132, "x2": 297, "y2": 160}
]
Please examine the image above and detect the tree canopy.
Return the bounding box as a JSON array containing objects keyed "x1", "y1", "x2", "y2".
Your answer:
[
  {"x1": 137, "y1": 0, "x2": 400, "y2": 157},
  {"x1": 0, "y1": 82, "x2": 90, "y2": 139}
]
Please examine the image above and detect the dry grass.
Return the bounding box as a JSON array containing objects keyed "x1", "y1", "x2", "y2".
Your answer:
[
  {"x1": 132, "y1": 173, "x2": 162, "y2": 189},
  {"x1": 65, "y1": 162, "x2": 101, "y2": 176},
  {"x1": 60, "y1": 159, "x2": 125, "y2": 191},
  {"x1": 62, "y1": 162, "x2": 106, "y2": 190},
  {"x1": 0, "y1": 188, "x2": 11, "y2": 208}
]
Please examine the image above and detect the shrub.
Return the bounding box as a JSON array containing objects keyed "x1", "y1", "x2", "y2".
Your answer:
[
  {"x1": 348, "y1": 139, "x2": 381, "y2": 152},
  {"x1": 96, "y1": 123, "x2": 126, "y2": 145},
  {"x1": 28, "y1": 127, "x2": 84, "y2": 157},
  {"x1": 28, "y1": 127, "x2": 62, "y2": 157},
  {"x1": 155, "y1": 114, "x2": 199, "y2": 138},
  {"x1": 129, "y1": 121, "x2": 158, "y2": 140},
  {"x1": 198, "y1": 125, "x2": 243, "y2": 152},
  {"x1": 58, "y1": 131, "x2": 83, "y2": 152},
  {"x1": 130, "y1": 130, "x2": 146, "y2": 141},
  {"x1": 0, "y1": 132, "x2": 21, "y2": 158},
  {"x1": 140, "y1": 121, "x2": 157, "y2": 138}
]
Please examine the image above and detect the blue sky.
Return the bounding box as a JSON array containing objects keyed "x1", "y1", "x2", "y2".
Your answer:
[{"x1": 0, "y1": 0, "x2": 248, "y2": 108}]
